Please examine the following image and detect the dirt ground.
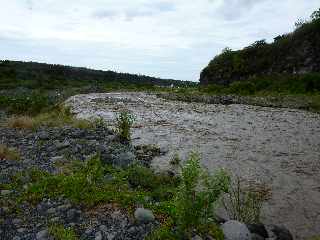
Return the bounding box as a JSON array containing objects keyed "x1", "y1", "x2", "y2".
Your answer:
[{"x1": 65, "y1": 92, "x2": 320, "y2": 239}]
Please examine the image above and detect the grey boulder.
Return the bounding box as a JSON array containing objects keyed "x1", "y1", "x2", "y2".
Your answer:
[
  {"x1": 134, "y1": 208, "x2": 155, "y2": 223},
  {"x1": 221, "y1": 220, "x2": 252, "y2": 240}
]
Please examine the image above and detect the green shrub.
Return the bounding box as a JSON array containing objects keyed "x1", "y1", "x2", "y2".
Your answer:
[
  {"x1": 0, "y1": 92, "x2": 51, "y2": 115},
  {"x1": 127, "y1": 164, "x2": 180, "y2": 202},
  {"x1": 127, "y1": 164, "x2": 158, "y2": 189},
  {"x1": 174, "y1": 152, "x2": 230, "y2": 237},
  {"x1": 116, "y1": 111, "x2": 135, "y2": 143},
  {"x1": 228, "y1": 81, "x2": 256, "y2": 95}
]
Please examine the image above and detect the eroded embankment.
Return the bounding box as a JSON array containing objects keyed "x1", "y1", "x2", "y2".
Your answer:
[{"x1": 65, "y1": 92, "x2": 320, "y2": 239}]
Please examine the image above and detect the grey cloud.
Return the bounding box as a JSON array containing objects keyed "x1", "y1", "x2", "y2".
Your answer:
[
  {"x1": 25, "y1": 0, "x2": 33, "y2": 10},
  {"x1": 217, "y1": 0, "x2": 269, "y2": 21},
  {"x1": 125, "y1": 9, "x2": 154, "y2": 21},
  {"x1": 125, "y1": 1, "x2": 175, "y2": 21},
  {"x1": 146, "y1": 1, "x2": 176, "y2": 12},
  {"x1": 93, "y1": 9, "x2": 117, "y2": 19}
]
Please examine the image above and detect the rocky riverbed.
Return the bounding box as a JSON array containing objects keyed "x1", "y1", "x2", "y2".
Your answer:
[
  {"x1": 0, "y1": 125, "x2": 160, "y2": 240},
  {"x1": 65, "y1": 92, "x2": 320, "y2": 239}
]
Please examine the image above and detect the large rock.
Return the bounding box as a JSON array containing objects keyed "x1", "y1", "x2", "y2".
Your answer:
[
  {"x1": 265, "y1": 225, "x2": 293, "y2": 240},
  {"x1": 134, "y1": 208, "x2": 155, "y2": 223},
  {"x1": 116, "y1": 151, "x2": 136, "y2": 167},
  {"x1": 221, "y1": 220, "x2": 252, "y2": 240},
  {"x1": 36, "y1": 229, "x2": 48, "y2": 240},
  {"x1": 246, "y1": 224, "x2": 268, "y2": 238}
]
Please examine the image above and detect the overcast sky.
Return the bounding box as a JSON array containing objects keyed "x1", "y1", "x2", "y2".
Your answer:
[{"x1": 0, "y1": 1, "x2": 318, "y2": 81}]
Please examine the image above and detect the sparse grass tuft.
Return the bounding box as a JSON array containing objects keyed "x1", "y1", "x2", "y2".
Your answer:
[
  {"x1": 6, "y1": 106, "x2": 97, "y2": 130},
  {"x1": 0, "y1": 144, "x2": 20, "y2": 161},
  {"x1": 49, "y1": 224, "x2": 78, "y2": 240},
  {"x1": 7, "y1": 116, "x2": 34, "y2": 129},
  {"x1": 222, "y1": 177, "x2": 270, "y2": 224}
]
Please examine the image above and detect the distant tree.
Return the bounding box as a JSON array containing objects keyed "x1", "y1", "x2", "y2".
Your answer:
[
  {"x1": 311, "y1": 8, "x2": 320, "y2": 21},
  {"x1": 294, "y1": 18, "x2": 307, "y2": 29},
  {"x1": 250, "y1": 39, "x2": 267, "y2": 48},
  {"x1": 221, "y1": 47, "x2": 232, "y2": 54}
]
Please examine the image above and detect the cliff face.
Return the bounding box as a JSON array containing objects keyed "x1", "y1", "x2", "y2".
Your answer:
[{"x1": 200, "y1": 19, "x2": 320, "y2": 85}]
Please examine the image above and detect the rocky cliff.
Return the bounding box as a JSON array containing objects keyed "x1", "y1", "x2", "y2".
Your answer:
[{"x1": 200, "y1": 18, "x2": 320, "y2": 85}]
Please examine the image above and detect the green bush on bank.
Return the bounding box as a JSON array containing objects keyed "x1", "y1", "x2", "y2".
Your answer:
[
  {"x1": 200, "y1": 74, "x2": 320, "y2": 96},
  {"x1": 0, "y1": 92, "x2": 52, "y2": 115}
]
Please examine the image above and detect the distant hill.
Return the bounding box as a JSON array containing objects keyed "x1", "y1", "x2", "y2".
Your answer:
[
  {"x1": 200, "y1": 10, "x2": 320, "y2": 86},
  {"x1": 0, "y1": 60, "x2": 194, "y2": 90}
]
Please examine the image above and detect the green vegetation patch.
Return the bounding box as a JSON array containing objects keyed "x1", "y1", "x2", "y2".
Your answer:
[
  {"x1": 0, "y1": 91, "x2": 52, "y2": 115},
  {"x1": 12, "y1": 155, "x2": 179, "y2": 218},
  {"x1": 49, "y1": 224, "x2": 78, "y2": 240},
  {"x1": 4, "y1": 152, "x2": 269, "y2": 239}
]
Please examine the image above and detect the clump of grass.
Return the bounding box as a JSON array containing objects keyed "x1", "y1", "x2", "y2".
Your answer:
[
  {"x1": 222, "y1": 176, "x2": 270, "y2": 224},
  {"x1": 31, "y1": 106, "x2": 85, "y2": 128},
  {"x1": 49, "y1": 224, "x2": 78, "y2": 240},
  {"x1": 116, "y1": 111, "x2": 135, "y2": 143},
  {"x1": 7, "y1": 116, "x2": 34, "y2": 129},
  {"x1": 0, "y1": 144, "x2": 20, "y2": 161},
  {"x1": 6, "y1": 106, "x2": 97, "y2": 130}
]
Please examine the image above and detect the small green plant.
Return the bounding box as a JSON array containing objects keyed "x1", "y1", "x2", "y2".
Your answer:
[
  {"x1": 174, "y1": 152, "x2": 230, "y2": 238},
  {"x1": 0, "y1": 144, "x2": 20, "y2": 161},
  {"x1": 49, "y1": 224, "x2": 78, "y2": 240},
  {"x1": 145, "y1": 225, "x2": 178, "y2": 240},
  {"x1": 222, "y1": 177, "x2": 269, "y2": 224},
  {"x1": 116, "y1": 111, "x2": 135, "y2": 143}
]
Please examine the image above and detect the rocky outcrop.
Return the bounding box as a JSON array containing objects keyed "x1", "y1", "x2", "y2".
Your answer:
[{"x1": 200, "y1": 19, "x2": 320, "y2": 85}]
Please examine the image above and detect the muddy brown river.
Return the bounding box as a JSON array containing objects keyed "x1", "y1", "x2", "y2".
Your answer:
[{"x1": 65, "y1": 92, "x2": 320, "y2": 239}]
